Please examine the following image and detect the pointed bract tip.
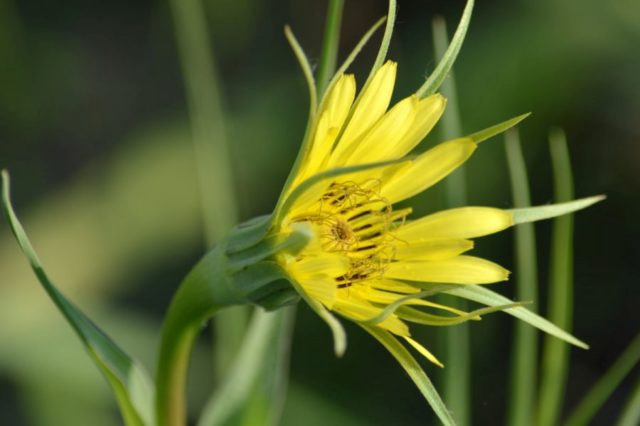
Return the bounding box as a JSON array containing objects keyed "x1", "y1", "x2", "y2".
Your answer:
[{"x1": 334, "y1": 340, "x2": 346, "y2": 358}]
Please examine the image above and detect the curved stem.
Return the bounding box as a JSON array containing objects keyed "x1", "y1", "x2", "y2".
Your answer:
[{"x1": 155, "y1": 247, "x2": 246, "y2": 426}]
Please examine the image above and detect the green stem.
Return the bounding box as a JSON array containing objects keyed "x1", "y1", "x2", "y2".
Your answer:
[
  {"x1": 505, "y1": 128, "x2": 538, "y2": 426},
  {"x1": 617, "y1": 375, "x2": 640, "y2": 426},
  {"x1": 566, "y1": 333, "x2": 640, "y2": 426},
  {"x1": 432, "y1": 16, "x2": 470, "y2": 426},
  {"x1": 156, "y1": 247, "x2": 246, "y2": 426},
  {"x1": 536, "y1": 129, "x2": 575, "y2": 426},
  {"x1": 316, "y1": 0, "x2": 344, "y2": 94},
  {"x1": 169, "y1": 0, "x2": 248, "y2": 381}
]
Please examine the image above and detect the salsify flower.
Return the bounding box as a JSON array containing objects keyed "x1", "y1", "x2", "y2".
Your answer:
[
  {"x1": 276, "y1": 62, "x2": 512, "y2": 366},
  {"x1": 231, "y1": 3, "x2": 602, "y2": 421},
  {"x1": 0, "y1": 1, "x2": 605, "y2": 425}
]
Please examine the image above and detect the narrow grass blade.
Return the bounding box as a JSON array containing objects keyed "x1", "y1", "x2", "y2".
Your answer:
[
  {"x1": 432, "y1": 16, "x2": 470, "y2": 426},
  {"x1": 444, "y1": 285, "x2": 588, "y2": 349},
  {"x1": 168, "y1": 0, "x2": 248, "y2": 383},
  {"x1": 1, "y1": 171, "x2": 154, "y2": 426},
  {"x1": 504, "y1": 128, "x2": 538, "y2": 426},
  {"x1": 617, "y1": 376, "x2": 640, "y2": 426},
  {"x1": 417, "y1": 0, "x2": 474, "y2": 98},
  {"x1": 565, "y1": 333, "x2": 640, "y2": 426},
  {"x1": 169, "y1": 0, "x2": 238, "y2": 245},
  {"x1": 316, "y1": 0, "x2": 344, "y2": 94},
  {"x1": 536, "y1": 129, "x2": 575, "y2": 426},
  {"x1": 361, "y1": 325, "x2": 456, "y2": 426}
]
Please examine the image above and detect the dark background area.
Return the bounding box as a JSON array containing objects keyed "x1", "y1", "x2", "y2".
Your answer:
[{"x1": 0, "y1": 0, "x2": 638, "y2": 424}]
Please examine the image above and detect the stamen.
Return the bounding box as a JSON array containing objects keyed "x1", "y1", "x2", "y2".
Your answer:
[{"x1": 290, "y1": 179, "x2": 412, "y2": 294}]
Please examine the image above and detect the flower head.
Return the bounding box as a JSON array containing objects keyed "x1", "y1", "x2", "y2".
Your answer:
[
  {"x1": 230, "y1": 5, "x2": 601, "y2": 423},
  {"x1": 273, "y1": 58, "x2": 515, "y2": 365}
]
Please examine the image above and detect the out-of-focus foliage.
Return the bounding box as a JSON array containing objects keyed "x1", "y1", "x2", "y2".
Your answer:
[{"x1": 0, "y1": 0, "x2": 638, "y2": 424}]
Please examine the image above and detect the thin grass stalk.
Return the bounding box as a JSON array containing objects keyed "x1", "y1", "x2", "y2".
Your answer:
[
  {"x1": 566, "y1": 333, "x2": 640, "y2": 426},
  {"x1": 505, "y1": 128, "x2": 538, "y2": 426},
  {"x1": 169, "y1": 0, "x2": 249, "y2": 380},
  {"x1": 536, "y1": 129, "x2": 575, "y2": 425},
  {"x1": 617, "y1": 375, "x2": 640, "y2": 426},
  {"x1": 432, "y1": 16, "x2": 470, "y2": 426},
  {"x1": 316, "y1": 0, "x2": 344, "y2": 94}
]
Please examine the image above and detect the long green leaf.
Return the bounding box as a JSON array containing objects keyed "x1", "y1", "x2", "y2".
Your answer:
[
  {"x1": 565, "y1": 333, "x2": 640, "y2": 426},
  {"x1": 1, "y1": 170, "x2": 154, "y2": 426},
  {"x1": 444, "y1": 285, "x2": 588, "y2": 349},
  {"x1": 361, "y1": 325, "x2": 455, "y2": 426},
  {"x1": 417, "y1": 0, "x2": 474, "y2": 98},
  {"x1": 505, "y1": 128, "x2": 538, "y2": 426},
  {"x1": 537, "y1": 128, "x2": 575, "y2": 426}
]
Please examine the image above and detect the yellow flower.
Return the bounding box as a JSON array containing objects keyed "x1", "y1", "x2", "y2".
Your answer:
[{"x1": 273, "y1": 60, "x2": 516, "y2": 367}]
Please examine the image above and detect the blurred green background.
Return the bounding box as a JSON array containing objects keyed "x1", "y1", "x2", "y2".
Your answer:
[{"x1": 1, "y1": 0, "x2": 638, "y2": 424}]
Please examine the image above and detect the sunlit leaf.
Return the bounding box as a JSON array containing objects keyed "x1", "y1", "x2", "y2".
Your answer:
[{"x1": 1, "y1": 170, "x2": 154, "y2": 426}]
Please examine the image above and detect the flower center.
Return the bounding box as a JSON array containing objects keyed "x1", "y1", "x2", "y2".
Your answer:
[{"x1": 292, "y1": 181, "x2": 411, "y2": 289}]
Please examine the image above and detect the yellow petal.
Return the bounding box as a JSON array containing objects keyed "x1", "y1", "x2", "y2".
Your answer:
[
  {"x1": 297, "y1": 75, "x2": 356, "y2": 182},
  {"x1": 385, "y1": 255, "x2": 510, "y2": 284},
  {"x1": 403, "y1": 336, "x2": 444, "y2": 368},
  {"x1": 324, "y1": 73, "x2": 356, "y2": 128},
  {"x1": 286, "y1": 252, "x2": 349, "y2": 279},
  {"x1": 394, "y1": 238, "x2": 474, "y2": 261},
  {"x1": 300, "y1": 276, "x2": 337, "y2": 309},
  {"x1": 340, "y1": 95, "x2": 418, "y2": 165},
  {"x1": 395, "y1": 206, "x2": 513, "y2": 241},
  {"x1": 390, "y1": 94, "x2": 446, "y2": 158},
  {"x1": 381, "y1": 138, "x2": 477, "y2": 203},
  {"x1": 329, "y1": 61, "x2": 397, "y2": 166}
]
